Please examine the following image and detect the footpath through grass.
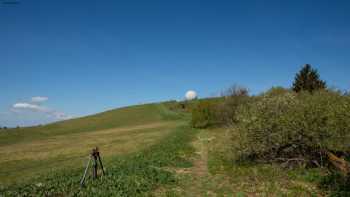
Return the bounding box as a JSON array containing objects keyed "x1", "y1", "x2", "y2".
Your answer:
[
  {"x1": 0, "y1": 124, "x2": 198, "y2": 196},
  {"x1": 155, "y1": 128, "x2": 326, "y2": 196}
]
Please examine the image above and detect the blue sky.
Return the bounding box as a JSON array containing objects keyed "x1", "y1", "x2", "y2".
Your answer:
[{"x1": 1, "y1": 0, "x2": 349, "y2": 127}]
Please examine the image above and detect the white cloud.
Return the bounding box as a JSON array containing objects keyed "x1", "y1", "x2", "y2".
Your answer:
[
  {"x1": 13, "y1": 103, "x2": 48, "y2": 112},
  {"x1": 31, "y1": 96, "x2": 48, "y2": 103},
  {"x1": 12, "y1": 99, "x2": 72, "y2": 120}
]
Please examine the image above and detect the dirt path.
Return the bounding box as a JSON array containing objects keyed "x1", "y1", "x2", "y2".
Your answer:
[
  {"x1": 155, "y1": 128, "x2": 325, "y2": 197},
  {"x1": 192, "y1": 134, "x2": 209, "y2": 177},
  {"x1": 155, "y1": 130, "x2": 219, "y2": 196},
  {"x1": 184, "y1": 132, "x2": 210, "y2": 195}
]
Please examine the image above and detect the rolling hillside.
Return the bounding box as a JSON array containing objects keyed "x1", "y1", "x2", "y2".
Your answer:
[
  {"x1": 0, "y1": 102, "x2": 186, "y2": 185},
  {"x1": 0, "y1": 100, "x2": 331, "y2": 196},
  {"x1": 0, "y1": 103, "x2": 182, "y2": 145}
]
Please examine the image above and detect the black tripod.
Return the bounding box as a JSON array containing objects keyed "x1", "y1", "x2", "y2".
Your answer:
[{"x1": 80, "y1": 147, "x2": 105, "y2": 187}]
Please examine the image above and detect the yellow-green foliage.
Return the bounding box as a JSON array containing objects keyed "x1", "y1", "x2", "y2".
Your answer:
[
  {"x1": 234, "y1": 89, "x2": 350, "y2": 162},
  {"x1": 216, "y1": 94, "x2": 250, "y2": 125},
  {"x1": 190, "y1": 98, "x2": 225, "y2": 128},
  {"x1": 191, "y1": 100, "x2": 214, "y2": 128}
]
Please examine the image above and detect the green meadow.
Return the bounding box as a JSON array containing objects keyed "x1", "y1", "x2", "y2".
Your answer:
[
  {"x1": 0, "y1": 103, "x2": 185, "y2": 185},
  {"x1": 0, "y1": 98, "x2": 348, "y2": 196}
]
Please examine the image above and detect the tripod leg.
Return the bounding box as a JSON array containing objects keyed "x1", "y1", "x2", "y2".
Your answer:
[
  {"x1": 80, "y1": 157, "x2": 91, "y2": 187},
  {"x1": 92, "y1": 155, "x2": 98, "y2": 179},
  {"x1": 97, "y1": 155, "x2": 105, "y2": 175}
]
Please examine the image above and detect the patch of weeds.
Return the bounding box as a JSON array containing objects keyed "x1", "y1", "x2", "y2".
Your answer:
[
  {"x1": 287, "y1": 168, "x2": 325, "y2": 183},
  {"x1": 165, "y1": 189, "x2": 180, "y2": 197},
  {"x1": 208, "y1": 150, "x2": 232, "y2": 174},
  {"x1": 235, "y1": 191, "x2": 246, "y2": 197}
]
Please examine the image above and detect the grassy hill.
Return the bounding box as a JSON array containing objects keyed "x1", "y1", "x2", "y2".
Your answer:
[
  {"x1": 0, "y1": 102, "x2": 187, "y2": 185},
  {"x1": 0, "y1": 99, "x2": 339, "y2": 196},
  {"x1": 0, "y1": 103, "x2": 182, "y2": 145}
]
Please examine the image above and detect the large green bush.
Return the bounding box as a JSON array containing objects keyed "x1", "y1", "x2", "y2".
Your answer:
[
  {"x1": 191, "y1": 100, "x2": 215, "y2": 128},
  {"x1": 233, "y1": 89, "x2": 350, "y2": 166},
  {"x1": 190, "y1": 97, "x2": 227, "y2": 128},
  {"x1": 216, "y1": 85, "x2": 250, "y2": 125}
]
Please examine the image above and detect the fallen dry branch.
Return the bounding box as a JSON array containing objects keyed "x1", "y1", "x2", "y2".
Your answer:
[
  {"x1": 325, "y1": 151, "x2": 350, "y2": 176},
  {"x1": 275, "y1": 157, "x2": 307, "y2": 168}
]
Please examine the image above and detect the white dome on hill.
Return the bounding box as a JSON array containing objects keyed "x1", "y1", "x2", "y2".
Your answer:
[{"x1": 185, "y1": 90, "x2": 197, "y2": 100}]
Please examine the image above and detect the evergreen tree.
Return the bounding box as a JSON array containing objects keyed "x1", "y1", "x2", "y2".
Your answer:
[{"x1": 292, "y1": 64, "x2": 326, "y2": 93}]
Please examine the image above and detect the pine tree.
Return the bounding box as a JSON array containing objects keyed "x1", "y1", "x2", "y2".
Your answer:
[{"x1": 292, "y1": 64, "x2": 326, "y2": 93}]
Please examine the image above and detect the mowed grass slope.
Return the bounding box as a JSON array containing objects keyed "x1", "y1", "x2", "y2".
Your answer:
[
  {"x1": 0, "y1": 103, "x2": 185, "y2": 185},
  {"x1": 0, "y1": 103, "x2": 177, "y2": 145}
]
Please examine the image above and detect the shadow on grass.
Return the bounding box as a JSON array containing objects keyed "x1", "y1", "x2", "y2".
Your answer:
[{"x1": 319, "y1": 172, "x2": 350, "y2": 197}]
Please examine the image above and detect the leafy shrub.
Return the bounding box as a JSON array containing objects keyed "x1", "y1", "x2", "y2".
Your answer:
[
  {"x1": 233, "y1": 89, "x2": 350, "y2": 167},
  {"x1": 190, "y1": 85, "x2": 250, "y2": 128},
  {"x1": 164, "y1": 100, "x2": 194, "y2": 113},
  {"x1": 191, "y1": 100, "x2": 214, "y2": 128},
  {"x1": 191, "y1": 98, "x2": 225, "y2": 127},
  {"x1": 216, "y1": 85, "x2": 250, "y2": 125}
]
